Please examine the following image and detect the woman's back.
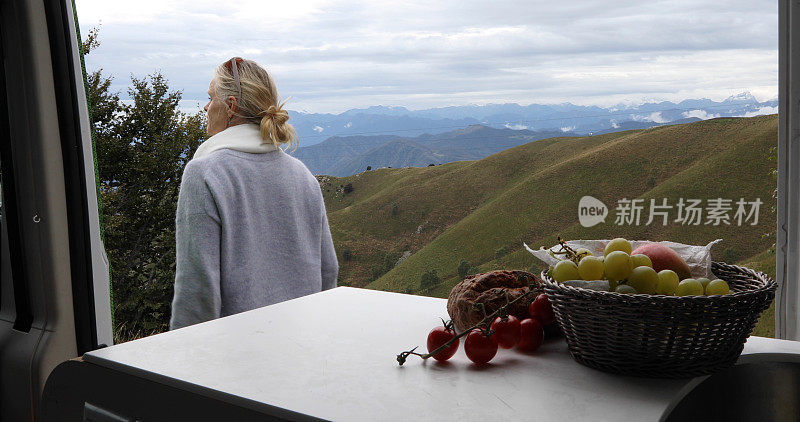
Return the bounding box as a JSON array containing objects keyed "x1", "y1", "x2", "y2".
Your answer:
[{"x1": 170, "y1": 133, "x2": 338, "y2": 329}]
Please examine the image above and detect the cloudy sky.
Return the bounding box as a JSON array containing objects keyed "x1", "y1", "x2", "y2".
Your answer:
[{"x1": 74, "y1": 0, "x2": 778, "y2": 114}]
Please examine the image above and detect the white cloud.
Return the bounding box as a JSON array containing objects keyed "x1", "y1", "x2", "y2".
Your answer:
[
  {"x1": 682, "y1": 109, "x2": 719, "y2": 120},
  {"x1": 632, "y1": 112, "x2": 669, "y2": 124},
  {"x1": 313, "y1": 125, "x2": 324, "y2": 133},
  {"x1": 560, "y1": 126, "x2": 576, "y2": 132},
  {"x1": 739, "y1": 105, "x2": 779, "y2": 117},
  {"x1": 610, "y1": 119, "x2": 619, "y2": 128},
  {"x1": 505, "y1": 123, "x2": 528, "y2": 130},
  {"x1": 344, "y1": 122, "x2": 352, "y2": 128},
  {"x1": 75, "y1": 0, "x2": 779, "y2": 113}
]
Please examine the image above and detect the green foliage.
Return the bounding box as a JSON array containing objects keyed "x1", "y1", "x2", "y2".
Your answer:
[
  {"x1": 343, "y1": 183, "x2": 354, "y2": 194},
  {"x1": 722, "y1": 247, "x2": 739, "y2": 263},
  {"x1": 81, "y1": 25, "x2": 101, "y2": 55},
  {"x1": 89, "y1": 68, "x2": 205, "y2": 341},
  {"x1": 457, "y1": 259, "x2": 471, "y2": 279},
  {"x1": 495, "y1": 245, "x2": 509, "y2": 259},
  {"x1": 371, "y1": 252, "x2": 399, "y2": 280},
  {"x1": 420, "y1": 269, "x2": 440, "y2": 291}
]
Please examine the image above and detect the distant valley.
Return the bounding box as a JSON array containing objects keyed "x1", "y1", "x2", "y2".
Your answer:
[{"x1": 291, "y1": 125, "x2": 566, "y2": 176}]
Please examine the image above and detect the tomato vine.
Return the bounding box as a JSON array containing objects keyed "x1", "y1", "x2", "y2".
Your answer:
[{"x1": 396, "y1": 285, "x2": 541, "y2": 365}]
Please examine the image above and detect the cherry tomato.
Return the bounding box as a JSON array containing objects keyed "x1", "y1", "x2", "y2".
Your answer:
[
  {"x1": 517, "y1": 318, "x2": 544, "y2": 353},
  {"x1": 464, "y1": 329, "x2": 498, "y2": 364},
  {"x1": 529, "y1": 293, "x2": 556, "y2": 326},
  {"x1": 427, "y1": 325, "x2": 459, "y2": 362},
  {"x1": 490, "y1": 315, "x2": 521, "y2": 349}
]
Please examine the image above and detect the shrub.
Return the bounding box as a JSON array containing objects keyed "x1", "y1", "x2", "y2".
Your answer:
[
  {"x1": 457, "y1": 259, "x2": 471, "y2": 279},
  {"x1": 372, "y1": 252, "x2": 400, "y2": 280},
  {"x1": 722, "y1": 247, "x2": 739, "y2": 263},
  {"x1": 366, "y1": 166, "x2": 371, "y2": 171},
  {"x1": 343, "y1": 183, "x2": 354, "y2": 194},
  {"x1": 420, "y1": 269, "x2": 440, "y2": 291},
  {"x1": 391, "y1": 203, "x2": 399, "y2": 216},
  {"x1": 342, "y1": 249, "x2": 352, "y2": 261}
]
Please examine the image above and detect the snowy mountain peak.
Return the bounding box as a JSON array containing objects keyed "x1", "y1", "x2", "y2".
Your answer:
[
  {"x1": 724, "y1": 91, "x2": 757, "y2": 103},
  {"x1": 340, "y1": 105, "x2": 411, "y2": 117}
]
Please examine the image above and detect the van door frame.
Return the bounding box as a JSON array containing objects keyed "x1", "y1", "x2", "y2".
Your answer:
[{"x1": 777, "y1": 0, "x2": 800, "y2": 340}]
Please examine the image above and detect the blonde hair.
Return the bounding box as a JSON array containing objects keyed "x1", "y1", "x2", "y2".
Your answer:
[{"x1": 213, "y1": 58, "x2": 297, "y2": 149}]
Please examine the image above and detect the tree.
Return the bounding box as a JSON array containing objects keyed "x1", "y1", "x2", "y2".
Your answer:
[
  {"x1": 420, "y1": 269, "x2": 440, "y2": 291},
  {"x1": 366, "y1": 166, "x2": 371, "y2": 171},
  {"x1": 81, "y1": 25, "x2": 101, "y2": 55},
  {"x1": 89, "y1": 72, "x2": 205, "y2": 339},
  {"x1": 84, "y1": 28, "x2": 205, "y2": 341},
  {"x1": 457, "y1": 259, "x2": 471, "y2": 279},
  {"x1": 371, "y1": 252, "x2": 399, "y2": 280}
]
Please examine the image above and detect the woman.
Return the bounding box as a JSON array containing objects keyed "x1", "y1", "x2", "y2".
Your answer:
[{"x1": 170, "y1": 57, "x2": 338, "y2": 329}]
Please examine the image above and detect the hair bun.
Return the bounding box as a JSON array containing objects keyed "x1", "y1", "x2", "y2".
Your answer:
[
  {"x1": 259, "y1": 103, "x2": 296, "y2": 148},
  {"x1": 262, "y1": 105, "x2": 288, "y2": 125}
]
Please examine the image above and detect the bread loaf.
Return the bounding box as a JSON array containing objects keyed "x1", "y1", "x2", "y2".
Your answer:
[{"x1": 446, "y1": 270, "x2": 540, "y2": 332}]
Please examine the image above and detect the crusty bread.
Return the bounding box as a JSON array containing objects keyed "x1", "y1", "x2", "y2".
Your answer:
[{"x1": 447, "y1": 270, "x2": 540, "y2": 333}]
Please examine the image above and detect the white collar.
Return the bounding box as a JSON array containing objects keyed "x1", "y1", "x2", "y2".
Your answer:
[{"x1": 193, "y1": 124, "x2": 277, "y2": 160}]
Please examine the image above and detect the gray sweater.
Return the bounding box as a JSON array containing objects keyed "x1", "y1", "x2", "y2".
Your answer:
[{"x1": 170, "y1": 148, "x2": 338, "y2": 329}]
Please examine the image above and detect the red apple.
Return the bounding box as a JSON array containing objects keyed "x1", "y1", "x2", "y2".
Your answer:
[{"x1": 631, "y1": 243, "x2": 691, "y2": 280}]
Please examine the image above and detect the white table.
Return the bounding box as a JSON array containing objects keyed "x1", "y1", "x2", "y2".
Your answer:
[{"x1": 81, "y1": 287, "x2": 800, "y2": 421}]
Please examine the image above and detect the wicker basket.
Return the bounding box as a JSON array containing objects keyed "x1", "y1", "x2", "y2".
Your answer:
[{"x1": 541, "y1": 262, "x2": 776, "y2": 378}]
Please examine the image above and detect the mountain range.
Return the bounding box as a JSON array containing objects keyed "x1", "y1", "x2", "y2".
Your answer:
[
  {"x1": 288, "y1": 93, "x2": 777, "y2": 176},
  {"x1": 289, "y1": 92, "x2": 777, "y2": 146},
  {"x1": 291, "y1": 125, "x2": 568, "y2": 176}
]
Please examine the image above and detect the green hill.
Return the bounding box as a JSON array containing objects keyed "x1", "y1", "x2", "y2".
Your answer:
[{"x1": 320, "y1": 115, "x2": 778, "y2": 304}]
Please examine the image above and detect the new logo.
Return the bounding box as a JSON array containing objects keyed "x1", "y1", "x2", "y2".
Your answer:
[{"x1": 578, "y1": 196, "x2": 608, "y2": 227}]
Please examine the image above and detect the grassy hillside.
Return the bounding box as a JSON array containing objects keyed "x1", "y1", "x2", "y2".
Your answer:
[
  {"x1": 321, "y1": 116, "x2": 778, "y2": 319},
  {"x1": 740, "y1": 248, "x2": 778, "y2": 337}
]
